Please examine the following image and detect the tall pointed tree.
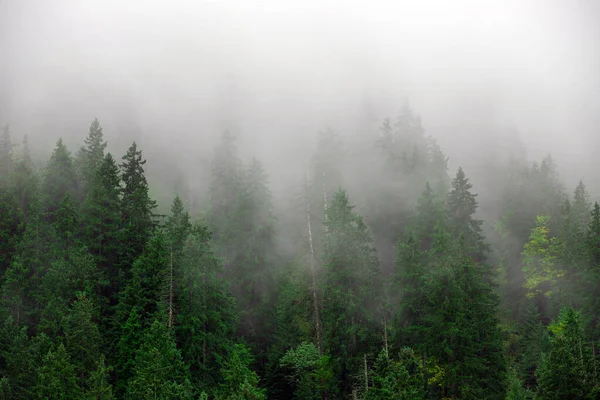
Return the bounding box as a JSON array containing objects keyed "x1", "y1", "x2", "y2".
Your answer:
[
  {"x1": 321, "y1": 188, "x2": 382, "y2": 395},
  {"x1": 447, "y1": 167, "x2": 490, "y2": 261},
  {"x1": 77, "y1": 118, "x2": 108, "y2": 200},
  {"x1": 119, "y1": 142, "x2": 157, "y2": 278},
  {"x1": 176, "y1": 224, "x2": 238, "y2": 392},
  {"x1": 42, "y1": 139, "x2": 79, "y2": 223},
  {"x1": 126, "y1": 319, "x2": 193, "y2": 400}
]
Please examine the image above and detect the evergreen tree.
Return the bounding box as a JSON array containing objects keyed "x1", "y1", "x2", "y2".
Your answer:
[
  {"x1": 9, "y1": 135, "x2": 38, "y2": 225},
  {"x1": 86, "y1": 354, "x2": 113, "y2": 400},
  {"x1": 365, "y1": 348, "x2": 424, "y2": 400},
  {"x1": 125, "y1": 319, "x2": 193, "y2": 400},
  {"x1": 536, "y1": 308, "x2": 598, "y2": 399},
  {"x1": 41, "y1": 139, "x2": 79, "y2": 223},
  {"x1": 207, "y1": 131, "x2": 243, "y2": 263},
  {"x1": 35, "y1": 343, "x2": 82, "y2": 399},
  {"x1": 235, "y1": 159, "x2": 278, "y2": 352},
  {"x1": 62, "y1": 293, "x2": 102, "y2": 387},
  {"x1": 0, "y1": 125, "x2": 13, "y2": 187},
  {"x1": 516, "y1": 300, "x2": 546, "y2": 389},
  {"x1": 76, "y1": 118, "x2": 107, "y2": 199},
  {"x1": 217, "y1": 343, "x2": 266, "y2": 400},
  {"x1": 321, "y1": 188, "x2": 382, "y2": 395},
  {"x1": 164, "y1": 195, "x2": 192, "y2": 328},
  {"x1": 82, "y1": 153, "x2": 122, "y2": 271},
  {"x1": 176, "y1": 224, "x2": 238, "y2": 392},
  {"x1": 447, "y1": 167, "x2": 490, "y2": 260},
  {"x1": 422, "y1": 254, "x2": 507, "y2": 399},
  {"x1": 119, "y1": 142, "x2": 157, "y2": 279}
]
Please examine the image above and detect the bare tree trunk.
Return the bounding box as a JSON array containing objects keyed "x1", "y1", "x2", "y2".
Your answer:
[
  {"x1": 593, "y1": 339, "x2": 598, "y2": 386},
  {"x1": 306, "y1": 173, "x2": 323, "y2": 354},
  {"x1": 383, "y1": 316, "x2": 389, "y2": 356},
  {"x1": 168, "y1": 246, "x2": 174, "y2": 328},
  {"x1": 364, "y1": 353, "x2": 369, "y2": 393}
]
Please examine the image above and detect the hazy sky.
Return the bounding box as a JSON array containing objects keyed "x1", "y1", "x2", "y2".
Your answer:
[{"x1": 2, "y1": 0, "x2": 599, "y2": 190}]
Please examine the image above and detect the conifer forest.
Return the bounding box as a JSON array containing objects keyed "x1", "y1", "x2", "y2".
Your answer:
[{"x1": 3, "y1": 1, "x2": 600, "y2": 399}]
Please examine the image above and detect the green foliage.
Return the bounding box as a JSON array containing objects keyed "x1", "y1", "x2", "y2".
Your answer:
[
  {"x1": 176, "y1": 224, "x2": 238, "y2": 391},
  {"x1": 63, "y1": 293, "x2": 102, "y2": 387},
  {"x1": 321, "y1": 188, "x2": 383, "y2": 394},
  {"x1": 365, "y1": 348, "x2": 424, "y2": 400},
  {"x1": 522, "y1": 215, "x2": 565, "y2": 298},
  {"x1": 126, "y1": 319, "x2": 193, "y2": 400},
  {"x1": 86, "y1": 354, "x2": 113, "y2": 400},
  {"x1": 119, "y1": 141, "x2": 157, "y2": 276},
  {"x1": 35, "y1": 343, "x2": 82, "y2": 399},
  {"x1": 42, "y1": 139, "x2": 79, "y2": 223},
  {"x1": 279, "y1": 342, "x2": 331, "y2": 399},
  {"x1": 217, "y1": 343, "x2": 266, "y2": 400},
  {"x1": 536, "y1": 307, "x2": 599, "y2": 399}
]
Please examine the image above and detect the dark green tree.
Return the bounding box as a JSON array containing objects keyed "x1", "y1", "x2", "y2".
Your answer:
[
  {"x1": 536, "y1": 307, "x2": 598, "y2": 399},
  {"x1": 321, "y1": 188, "x2": 382, "y2": 395},
  {"x1": 62, "y1": 293, "x2": 102, "y2": 387},
  {"x1": 125, "y1": 319, "x2": 193, "y2": 400},
  {"x1": 41, "y1": 139, "x2": 79, "y2": 223},
  {"x1": 119, "y1": 142, "x2": 157, "y2": 279},
  {"x1": 176, "y1": 225, "x2": 238, "y2": 392},
  {"x1": 447, "y1": 167, "x2": 490, "y2": 261},
  {"x1": 86, "y1": 354, "x2": 113, "y2": 400},
  {"x1": 76, "y1": 118, "x2": 107, "y2": 199},
  {"x1": 35, "y1": 343, "x2": 82, "y2": 400}
]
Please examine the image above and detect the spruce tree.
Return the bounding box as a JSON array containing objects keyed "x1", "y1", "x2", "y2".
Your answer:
[
  {"x1": 119, "y1": 142, "x2": 157, "y2": 279},
  {"x1": 62, "y1": 293, "x2": 102, "y2": 388},
  {"x1": 321, "y1": 188, "x2": 382, "y2": 395},
  {"x1": 176, "y1": 224, "x2": 238, "y2": 392},
  {"x1": 35, "y1": 343, "x2": 82, "y2": 399},
  {"x1": 447, "y1": 167, "x2": 490, "y2": 260},
  {"x1": 41, "y1": 139, "x2": 79, "y2": 223},
  {"x1": 125, "y1": 319, "x2": 193, "y2": 400},
  {"x1": 76, "y1": 118, "x2": 107, "y2": 199},
  {"x1": 536, "y1": 308, "x2": 598, "y2": 399},
  {"x1": 86, "y1": 354, "x2": 113, "y2": 400}
]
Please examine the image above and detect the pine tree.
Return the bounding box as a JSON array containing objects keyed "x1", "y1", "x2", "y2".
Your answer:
[
  {"x1": 164, "y1": 195, "x2": 192, "y2": 328},
  {"x1": 62, "y1": 293, "x2": 102, "y2": 388},
  {"x1": 217, "y1": 343, "x2": 266, "y2": 400},
  {"x1": 125, "y1": 319, "x2": 193, "y2": 400},
  {"x1": 9, "y1": 135, "x2": 38, "y2": 225},
  {"x1": 207, "y1": 131, "x2": 243, "y2": 263},
  {"x1": 517, "y1": 300, "x2": 546, "y2": 389},
  {"x1": 76, "y1": 118, "x2": 107, "y2": 199},
  {"x1": 54, "y1": 193, "x2": 79, "y2": 259},
  {"x1": 321, "y1": 188, "x2": 382, "y2": 395},
  {"x1": 119, "y1": 142, "x2": 157, "y2": 278},
  {"x1": 41, "y1": 139, "x2": 79, "y2": 223},
  {"x1": 82, "y1": 153, "x2": 122, "y2": 269},
  {"x1": 0, "y1": 125, "x2": 13, "y2": 188},
  {"x1": 536, "y1": 308, "x2": 598, "y2": 399},
  {"x1": 235, "y1": 159, "x2": 278, "y2": 350},
  {"x1": 422, "y1": 255, "x2": 507, "y2": 399},
  {"x1": 365, "y1": 348, "x2": 424, "y2": 400},
  {"x1": 176, "y1": 224, "x2": 238, "y2": 392},
  {"x1": 447, "y1": 167, "x2": 490, "y2": 260},
  {"x1": 2, "y1": 200, "x2": 58, "y2": 327},
  {"x1": 86, "y1": 354, "x2": 113, "y2": 400},
  {"x1": 117, "y1": 231, "x2": 169, "y2": 330},
  {"x1": 35, "y1": 343, "x2": 82, "y2": 399}
]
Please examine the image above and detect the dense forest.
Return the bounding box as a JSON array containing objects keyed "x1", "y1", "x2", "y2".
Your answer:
[{"x1": 0, "y1": 106, "x2": 599, "y2": 400}]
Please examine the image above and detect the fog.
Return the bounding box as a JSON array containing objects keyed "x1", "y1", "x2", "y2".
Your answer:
[{"x1": 2, "y1": 0, "x2": 600, "y2": 202}]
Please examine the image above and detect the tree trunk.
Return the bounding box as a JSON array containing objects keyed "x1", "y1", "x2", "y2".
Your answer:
[
  {"x1": 168, "y1": 246, "x2": 174, "y2": 328},
  {"x1": 306, "y1": 174, "x2": 322, "y2": 354}
]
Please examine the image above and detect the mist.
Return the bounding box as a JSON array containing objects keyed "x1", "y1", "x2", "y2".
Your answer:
[
  {"x1": 3, "y1": 0, "x2": 600, "y2": 193},
  {"x1": 4, "y1": 1, "x2": 600, "y2": 397}
]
